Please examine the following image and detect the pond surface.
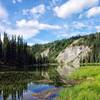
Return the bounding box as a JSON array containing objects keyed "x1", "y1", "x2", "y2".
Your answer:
[{"x1": 0, "y1": 72, "x2": 61, "y2": 100}]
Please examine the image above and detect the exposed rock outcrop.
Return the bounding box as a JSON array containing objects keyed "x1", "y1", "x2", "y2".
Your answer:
[
  {"x1": 56, "y1": 45, "x2": 91, "y2": 77},
  {"x1": 41, "y1": 48, "x2": 49, "y2": 57}
]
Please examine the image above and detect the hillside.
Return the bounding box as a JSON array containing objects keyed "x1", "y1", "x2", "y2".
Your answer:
[
  {"x1": 32, "y1": 36, "x2": 81, "y2": 59},
  {"x1": 32, "y1": 32, "x2": 100, "y2": 64}
]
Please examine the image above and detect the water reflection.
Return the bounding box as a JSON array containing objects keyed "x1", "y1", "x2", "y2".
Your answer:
[{"x1": 0, "y1": 72, "x2": 59, "y2": 100}]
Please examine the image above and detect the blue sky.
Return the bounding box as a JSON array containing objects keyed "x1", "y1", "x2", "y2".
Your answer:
[{"x1": 0, "y1": 0, "x2": 100, "y2": 45}]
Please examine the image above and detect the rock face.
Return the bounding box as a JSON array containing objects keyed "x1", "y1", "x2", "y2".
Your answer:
[
  {"x1": 41, "y1": 48, "x2": 49, "y2": 57},
  {"x1": 56, "y1": 45, "x2": 91, "y2": 77}
]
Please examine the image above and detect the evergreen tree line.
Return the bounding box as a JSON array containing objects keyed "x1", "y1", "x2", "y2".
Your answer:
[
  {"x1": 78, "y1": 32, "x2": 100, "y2": 63},
  {"x1": 0, "y1": 33, "x2": 49, "y2": 70}
]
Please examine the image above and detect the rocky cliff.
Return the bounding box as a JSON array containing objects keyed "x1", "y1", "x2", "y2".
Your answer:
[
  {"x1": 56, "y1": 45, "x2": 91, "y2": 77},
  {"x1": 41, "y1": 48, "x2": 49, "y2": 57}
]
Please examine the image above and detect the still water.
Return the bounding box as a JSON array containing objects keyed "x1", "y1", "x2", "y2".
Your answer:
[{"x1": 0, "y1": 72, "x2": 60, "y2": 100}]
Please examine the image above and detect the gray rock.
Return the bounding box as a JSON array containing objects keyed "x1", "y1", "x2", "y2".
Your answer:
[{"x1": 56, "y1": 45, "x2": 91, "y2": 77}]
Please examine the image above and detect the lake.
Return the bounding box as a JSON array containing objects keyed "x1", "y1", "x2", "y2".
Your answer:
[{"x1": 0, "y1": 71, "x2": 61, "y2": 100}]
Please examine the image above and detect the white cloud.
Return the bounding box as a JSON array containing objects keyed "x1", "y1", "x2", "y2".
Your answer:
[
  {"x1": 87, "y1": 7, "x2": 100, "y2": 18},
  {"x1": 0, "y1": 19, "x2": 61, "y2": 39},
  {"x1": 30, "y1": 5, "x2": 45, "y2": 15},
  {"x1": 0, "y1": 34, "x2": 4, "y2": 41},
  {"x1": 6, "y1": 27, "x2": 39, "y2": 39},
  {"x1": 0, "y1": 4, "x2": 8, "y2": 19},
  {"x1": 16, "y1": 19, "x2": 61, "y2": 30},
  {"x1": 22, "y1": 4, "x2": 45, "y2": 18},
  {"x1": 16, "y1": 19, "x2": 39, "y2": 28},
  {"x1": 95, "y1": 26, "x2": 100, "y2": 32},
  {"x1": 12, "y1": 0, "x2": 22, "y2": 4},
  {"x1": 53, "y1": 0, "x2": 99, "y2": 18}
]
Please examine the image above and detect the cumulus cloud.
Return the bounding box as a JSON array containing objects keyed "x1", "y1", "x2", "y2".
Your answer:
[
  {"x1": 0, "y1": 4, "x2": 8, "y2": 19},
  {"x1": 12, "y1": 0, "x2": 22, "y2": 4},
  {"x1": 6, "y1": 27, "x2": 39, "y2": 39},
  {"x1": 87, "y1": 7, "x2": 100, "y2": 18},
  {"x1": 0, "y1": 19, "x2": 61, "y2": 39},
  {"x1": 16, "y1": 19, "x2": 61, "y2": 30},
  {"x1": 53, "y1": 0, "x2": 99, "y2": 18},
  {"x1": 22, "y1": 4, "x2": 45, "y2": 18}
]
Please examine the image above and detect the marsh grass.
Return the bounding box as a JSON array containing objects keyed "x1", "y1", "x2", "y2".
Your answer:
[{"x1": 59, "y1": 65, "x2": 100, "y2": 100}]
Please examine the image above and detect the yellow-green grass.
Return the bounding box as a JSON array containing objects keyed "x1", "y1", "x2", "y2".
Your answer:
[{"x1": 59, "y1": 65, "x2": 100, "y2": 100}]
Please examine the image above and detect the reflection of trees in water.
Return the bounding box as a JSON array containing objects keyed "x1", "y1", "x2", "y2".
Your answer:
[
  {"x1": 0, "y1": 79, "x2": 27, "y2": 100},
  {"x1": 2, "y1": 83, "x2": 26, "y2": 100},
  {"x1": 0, "y1": 72, "x2": 43, "y2": 100}
]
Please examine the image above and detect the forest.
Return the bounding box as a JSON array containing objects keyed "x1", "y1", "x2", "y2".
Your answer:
[{"x1": 0, "y1": 33, "x2": 49, "y2": 70}]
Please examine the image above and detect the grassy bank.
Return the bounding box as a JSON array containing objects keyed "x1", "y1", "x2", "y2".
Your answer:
[{"x1": 59, "y1": 65, "x2": 100, "y2": 100}]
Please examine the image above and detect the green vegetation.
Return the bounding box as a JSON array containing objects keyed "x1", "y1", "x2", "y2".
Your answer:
[
  {"x1": 48, "y1": 38, "x2": 76, "y2": 59},
  {"x1": 0, "y1": 33, "x2": 49, "y2": 70},
  {"x1": 32, "y1": 32, "x2": 100, "y2": 63},
  {"x1": 32, "y1": 35, "x2": 81, "y2": 60},
  {"x1": 59, "y1": 65, "x2": 100, "y2": 100}
]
